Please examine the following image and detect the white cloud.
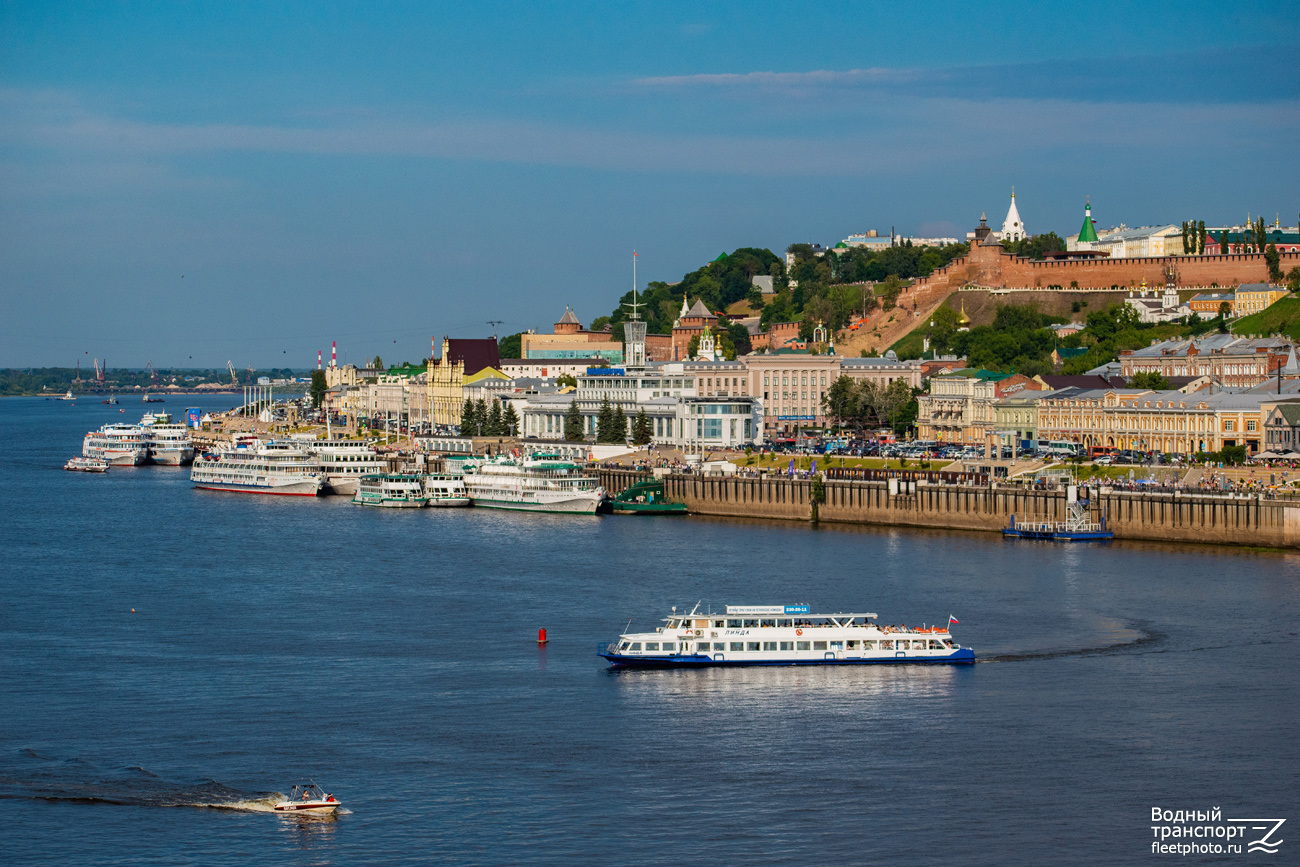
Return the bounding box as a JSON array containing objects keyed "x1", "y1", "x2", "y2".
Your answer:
[{"x1": 1, "y1": 87, "x2": 1296, "y2": 183}]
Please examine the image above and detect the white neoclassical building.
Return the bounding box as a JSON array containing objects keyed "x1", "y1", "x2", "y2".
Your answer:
[{"x1": 514, "y1": 324, "x2": 763, "y2": 449}]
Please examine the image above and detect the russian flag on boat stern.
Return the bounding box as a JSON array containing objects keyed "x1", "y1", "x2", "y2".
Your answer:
[{"x1": 949, "y1": 615, "x2": 959, "y2": 624}]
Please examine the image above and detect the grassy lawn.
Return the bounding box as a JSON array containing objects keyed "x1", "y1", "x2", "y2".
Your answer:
[{"x1": 1232, "y1": 295, "x2": 1300, "y2": 339}]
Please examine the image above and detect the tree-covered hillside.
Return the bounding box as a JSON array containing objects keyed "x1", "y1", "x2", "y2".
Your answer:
[{"x1": 596, "y1": 241, "x2": 969, "y2": 345}]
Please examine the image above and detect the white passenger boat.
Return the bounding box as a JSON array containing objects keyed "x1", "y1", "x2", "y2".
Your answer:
[
  {"x1": 82, "y1": 423, "x2": 149, "y2": 466},
  {"x1": 462, "y1": 453, "x2": 603, "y2": 514},
  {"x1": 273, "y1": 782, "x2": 341, "y2": 815},
  {"x1": 599, "y1": 604, "x2": 975, "y2": 667},
  {"x1": 64, "y1": 456, "x2": 109, "y2": 472},
  {"x1": 353, "y1": 473, "x2": 428, "y2": 507},
  {"x1": 308, "y1": 439, "x2": 386, "y2": 496},
  {"x1": 191, "y1": 441, "x2": 323, "y2": 496},
  {"x1": 140, "y1": 412, "x2": 195, "y2": 465},
  {"x1": 423, "y1": 473, "x2": 470, "y2": 507}
]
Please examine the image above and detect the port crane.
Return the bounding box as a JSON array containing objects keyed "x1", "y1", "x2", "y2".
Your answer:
[
  {"x1": 93, "y1": 358, "x2": 105, "y2": 383},
  {"x1": 146, "y1": 361, "x2": 158, "y2": 385},
  {"x1": 227, "y1": 361, "x2": 239, "y2": 386}
]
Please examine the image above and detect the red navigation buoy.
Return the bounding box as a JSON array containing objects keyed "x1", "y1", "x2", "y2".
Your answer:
[{"x1": 538, "y1": 628, "x2": 548, "y2": 644}]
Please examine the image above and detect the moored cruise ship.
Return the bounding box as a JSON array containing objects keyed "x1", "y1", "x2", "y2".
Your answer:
[
  {"x1": 140, "y1": 412, "x2": 195, "y2": 465},
  {"x1": 191, "y1": 441, "x2": 323, "y2": 496},
  {"x1": 353, "y1": 473, "x2": 428, "y2": 507},
  {"x1": 83, "y1": 423, "x2": 149, "y2": 466},
  {"x1": 462, "y1": 454, "x2": 604, "y2": 514},
  {"x1": 308, "y1": 439, "x2": 386, "y2": 496},
  {"x1": 599, "y1": 604, "x2": 975, "y2": 667}
]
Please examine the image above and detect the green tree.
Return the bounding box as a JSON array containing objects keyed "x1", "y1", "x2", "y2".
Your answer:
[
  {"x1": 563, "y1": 399, "x2": 585, "y2": 441},
  {"x1": 1264, "y1": 244, "x2": 1282, "y2": 283},
  {"x1": 460, "y1": 398, "x2": 479, "y2": 436},
  {"x1": 1129, "y1": 371, "x2": 1172, "y2": 390},
  {"x1": 726, "y1": 321, "x2": 752, "y2": 356},
  {"x1": 879, "y1": 275, "x2": 903, "y2": 310},
  {"x1": 486, "y1": 399, "x2": 503, "y2": 436},
  {"x1": 502, "y1": 401, "x2": 519, "y2": 436},
  {"x1": 1181, "y1": 221, "x2": 1189, "y2": 254},
  {"x1": 631, "y1": 408, "x2": 652, "y2": 445},
  {"x1": 309, "y1": 369, "x2": 327, "y2": 408},
  {"x1": 822, "y1": 375, "x2": 861, "y2": 429},
  {"x1": 1286, "y1": 266, "x2": 1300, "y2": 293},
  {"x1": 556, "y1": 373, "x2": 577, "y2": 389},
  {"x1": 596, "y1": 396, "x2": 615, "y2": 442},
  {"x1": 371, "y1": 355, "x2": 383, "y2": 369},
  {"x1": 475, "y1": 398, "x2": 489, "y2": 434},
  {"x1": 612, "y1": 403, "x2": 628, "y2": 443},
  {"x1": 498, "y1": 333, "x2": 523, "y2": 359},
  {"x1": 928, "y1": 305, "x2": 963, "y2": 354},
  {"x1": 1197, "y1": 220, "x2": 1206, "y2": 254}
]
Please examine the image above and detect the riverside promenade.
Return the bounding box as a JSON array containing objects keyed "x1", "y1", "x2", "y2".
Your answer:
[{"x1": 597, "y1": 468, "x2": 1300, "y2": 548}]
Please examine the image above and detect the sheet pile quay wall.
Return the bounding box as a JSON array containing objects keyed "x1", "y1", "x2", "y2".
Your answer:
[{"x1": 657, "y1": 473, "x2": 1300, "y2": 548}]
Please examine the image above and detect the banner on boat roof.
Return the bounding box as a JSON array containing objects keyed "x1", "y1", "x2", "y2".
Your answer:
[{"x1": 725, "y1": 605, "x2": 810, "y2": 615}]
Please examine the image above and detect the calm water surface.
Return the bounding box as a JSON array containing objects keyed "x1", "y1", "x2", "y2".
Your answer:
[{"x1": 1, "y1": 397, "x2": 1296, "y2": 865}]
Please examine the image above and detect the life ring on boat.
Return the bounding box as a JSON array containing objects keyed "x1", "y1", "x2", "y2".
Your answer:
[{"x1": 795, "y1": 628, "x2": 803, "y2": 636}]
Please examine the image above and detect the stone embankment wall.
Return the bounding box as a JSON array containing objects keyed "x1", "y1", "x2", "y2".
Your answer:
[
  {"x1": 596, "y1": 467, "x2": 650, "y2": 495},
  {"x1": 657, "y1": 473, "x2": 1300, "y2": 548}
]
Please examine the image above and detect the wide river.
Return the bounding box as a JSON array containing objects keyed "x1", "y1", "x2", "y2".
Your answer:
[{"x1": 2, "y1": 396, "x2": 1296, "y2": 865}]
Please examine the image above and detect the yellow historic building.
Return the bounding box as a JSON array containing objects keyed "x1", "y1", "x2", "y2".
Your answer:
[
  {"x1": 1036, "y1": 389, "x2": 1266, "y2": 454},
  {"x1": 427, "y1": 337, "x2": 502, "y2": 427}
]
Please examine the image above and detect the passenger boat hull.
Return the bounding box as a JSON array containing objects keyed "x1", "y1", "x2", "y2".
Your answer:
[
  {"x1": 149, "y1": 448, "x2": 195, "y2": 466},
  {"x1": 352, "y1": 497, "x2": 428, "y2": 507},
  {"x1": 100, "y1": 450, "x2": 147, "y2": 466},
  {"x1": 193, "y1": 480, "x2": 322, "y2": 496},
  {"x1": 469, "y1": 494, "x2": 601, "y2": 514},
  {"x1": 428, "y1": 497, "x2": 471, "y2": 508},
  {"x1": 600, "y1": 648, "x2": 976, "y2": 667},
  {"x1": 326, "y1": 477, "x2": 361, "y2": 497}
]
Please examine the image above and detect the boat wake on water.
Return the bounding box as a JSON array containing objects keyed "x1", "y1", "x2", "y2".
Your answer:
[
  {"x1": 0, "y1": 751, "x2": 305, "y2": 814},
  {"x1": 977, "y1": 620, "x2": 1166, "y2": 663}
]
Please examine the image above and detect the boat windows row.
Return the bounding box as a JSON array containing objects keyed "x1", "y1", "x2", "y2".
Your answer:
[{"x1": 621, "y1": 639, "x2": 954, "y2": 652}]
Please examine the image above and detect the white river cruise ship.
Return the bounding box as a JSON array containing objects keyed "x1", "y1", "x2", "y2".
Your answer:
[
  {"x1": 600, "y1": 604, "x2": 975, "y2": 667},
  {"x1": 353, "y1": 473, "x2": 427, "y2": 507},
  {"x1": 462, "y1": 454, "x2": 604, "y2": 514},
  {"x1": 82, "y1": 423, "x2": 149, "y2": 466},
  {"x1": 191, "y1": 441, "x2": 324, "y2": 496},
  {"x1": 308, "y1": 439, "x2": 386, "y2": 496},
  {"x1": 141, "y1": 413, "x2": 195, "y2": 465}
]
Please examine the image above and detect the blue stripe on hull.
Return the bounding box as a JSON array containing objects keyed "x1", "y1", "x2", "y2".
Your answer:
[{"x1": 600, "y1": 648, "x2": 976, "y2": 667}]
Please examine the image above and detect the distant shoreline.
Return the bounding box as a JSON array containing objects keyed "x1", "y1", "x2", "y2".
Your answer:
[{"x1": 11, "y1": 389, "x2": 307, "y2": 398}]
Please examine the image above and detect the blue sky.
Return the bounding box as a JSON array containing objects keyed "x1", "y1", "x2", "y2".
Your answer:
[{"x1": 2, "y1": 1, "x2": 1298, "y2": 367}]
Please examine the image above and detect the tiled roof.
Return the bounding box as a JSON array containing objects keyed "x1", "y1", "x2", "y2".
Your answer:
[
  {"x1": 684, "y1": 299, "x2": 716, "y2": 319},
  {"x1": 441, "y1": 339, "x2": 500, "y2": 376}
]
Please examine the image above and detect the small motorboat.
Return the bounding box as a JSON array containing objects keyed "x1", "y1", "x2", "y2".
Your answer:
[
  {"x1": 273, "y1": 782, "x2": 341, "y2": 814},
  {"x1": 64, "y1": 456, "x2": 109, "y2": 473}
]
